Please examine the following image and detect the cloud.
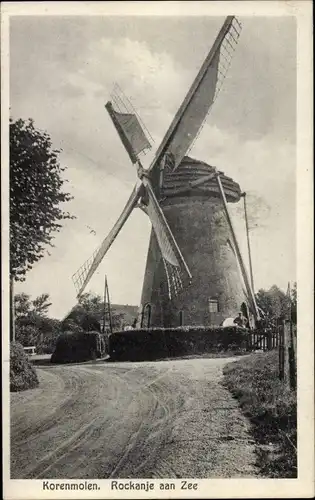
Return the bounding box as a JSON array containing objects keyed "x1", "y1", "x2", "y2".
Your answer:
[
  {"x1": 15, "y1": 151, "x2": 151, "y2": 318},
  {"x1": 10, "y1": 18, "x2": 296, "y2": 318}
]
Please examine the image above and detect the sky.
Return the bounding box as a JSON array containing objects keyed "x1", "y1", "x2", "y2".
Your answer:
[{"x1": 9, "y1": 14, "x2": 296, "y2": 319}]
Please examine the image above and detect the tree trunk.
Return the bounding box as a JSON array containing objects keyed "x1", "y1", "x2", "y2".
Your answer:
[{"x1": 10, "y1": 277, "x2": 16, "y2": 343}]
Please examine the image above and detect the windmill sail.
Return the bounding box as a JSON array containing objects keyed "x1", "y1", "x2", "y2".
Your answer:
[
  {"x1": 106, "y1": 102, "x2": 151, "y2": 163},
  {"x1": 105, "y1": 86, "x2": 152, "y2": 166},
  {"x1": 142, "y1": 178, "x2": 192, "y2": 298},
  {"x1": 72, "y1": 183, "x2": 143, "y2": 297},
  {"x1": 149, "y1": 16, "x2": 242, "y2": 177}
]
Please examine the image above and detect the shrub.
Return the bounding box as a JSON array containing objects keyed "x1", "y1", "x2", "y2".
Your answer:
[
  {"x1": 51, "y1": 331, "x2": 106, "y2": 363},
  {"x1": 109, "y1": 326, "x2": 249, "y2": 361},
  {"x1": 10, "y1": 342, "x2": 39, "y2": 392}
]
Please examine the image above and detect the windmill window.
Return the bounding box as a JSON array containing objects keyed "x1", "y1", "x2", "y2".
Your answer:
[{"x1": 209, "y1": 298, "x2": 219, "y2": 313}]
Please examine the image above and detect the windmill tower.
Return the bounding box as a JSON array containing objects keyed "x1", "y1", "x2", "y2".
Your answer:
[
  {"x1": 140, "y1": 156, "x2": 246, "y2": 327},
  {"x1": 72, "y1": 16, "x2": 260, "y2": 329}
]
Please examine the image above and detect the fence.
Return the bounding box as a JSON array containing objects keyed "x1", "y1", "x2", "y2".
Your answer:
[
  {"x1": 247, "y1": 321, "x2": 297, "y2": 390},
  {"x1": 247, "y1": 326, "x2": 281, "y2": 351}
]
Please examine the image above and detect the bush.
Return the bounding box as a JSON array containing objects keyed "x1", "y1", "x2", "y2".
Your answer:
[
  {"x1": 223, "y1": 350, "x2": 297, "y2": 477},
  {"x1": 10, "y1": 342, "x2": 39, "y2": 392},
  {"x1": 109, "y1": 326, "x2": 249, "y2": 361},
  {"x1": 51, "y1": 331, "x2": 106, "y2": 363}
]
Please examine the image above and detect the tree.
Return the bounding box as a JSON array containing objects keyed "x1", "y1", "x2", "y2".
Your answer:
[
  {"x1": 255, "y1": 285, "x2": 288, "y2": 321},
  {"x1": 14, "y1": 292, "x2": 52, "y2": 320},
  {"x1": 14, "y1": 292, "x2": 31, "y2": 319},
  {"x1": 14, "y1": 292, "x2": 61, "y2": 352},
  {"x1": 10, "y1": 117, "x2": 74, "y2": 281},
  {"x1": 31, "y1": 293, "x2": 52, "y2": 316},
  {"x1": 63, "y1": 292, "x2": 126, "y2": 333}
]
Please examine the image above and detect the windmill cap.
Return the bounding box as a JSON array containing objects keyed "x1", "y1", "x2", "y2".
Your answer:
[{"x1": 161, "y1": 156, "x2": 242, "y2": 204}]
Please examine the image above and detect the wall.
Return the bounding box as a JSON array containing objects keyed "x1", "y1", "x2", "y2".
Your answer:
[{"x1": 139, "y1": 157, "x2": 248, "y2": 327}]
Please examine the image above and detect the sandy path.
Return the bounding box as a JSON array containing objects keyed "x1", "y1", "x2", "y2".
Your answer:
[{"x1": 10, "y1": 357, "x2": 258, "y2": 479}]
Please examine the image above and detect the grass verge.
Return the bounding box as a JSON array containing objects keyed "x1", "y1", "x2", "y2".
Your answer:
[{"x1": 223, "y1": 350, "x2": 297, "y2": 478}]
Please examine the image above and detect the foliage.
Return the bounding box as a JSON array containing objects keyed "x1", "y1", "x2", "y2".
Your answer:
[
  {"x1": 10, "y1": 342, "x2": 39, "y2": 392},
  {"x1": 14, "y1": 292, "x2": 61, "y2": 353},
  {"x1": 256, "y1": 285, "x2": 288, "y2": 321},
  {"x1": 64, "y1": 292, "x2": 127, "y2": 333},
  {"x1": 14, "y1": 292, "x2": 51, "y2": 319},
  {"x1": 10, "y1": 117, "x2": 74, "y2": 281},
  {"x1": 109, "y1": 326, "x2": 249, "y2": 361},
  {"x1": 13, "y1": 291, "x2": 135, "y2": 354},
  {"x1": 51, "y1": 331, "x2": 106, "y2": 364},
  {"x1": 223, "y1": 351, "x2": 297, "y2": 478},
  {"x1": 255, "y1": 283, "x2": 297, "y2": 324},
  {"x1": 32, "y1": 293, "x2": 52, "y2": 315}
]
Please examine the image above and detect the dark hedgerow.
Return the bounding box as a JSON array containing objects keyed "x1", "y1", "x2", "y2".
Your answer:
[
  {"x1": 51, "y1": 331, "x2": 106, "y2": 363},
  {"x1": 109, "y1": 326, "x2": 249, "y2": 361},
  {"x1": 10, "y1": 342, "x2": 39, "y2": 392}
]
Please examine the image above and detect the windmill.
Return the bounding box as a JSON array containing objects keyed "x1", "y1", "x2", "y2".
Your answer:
[{"x1": 72, "y1": 16, "x2": 260, "y2": 328}]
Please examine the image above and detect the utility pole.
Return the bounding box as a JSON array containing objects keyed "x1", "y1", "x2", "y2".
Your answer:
[
  {"x1": 216, "y1": 172, "x2": 260, "y2": 322},
  {"x1": 242, "y1": 192, "x2": 255, "y2": 293},
  {"x1": 103, "y1": 275, "x2": 113, "y2": 334},
  {"x1": 102, "y1": 275, "x2": 107, "y2": 334}
]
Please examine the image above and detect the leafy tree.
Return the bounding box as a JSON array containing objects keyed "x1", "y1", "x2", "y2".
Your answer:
[
  {"x1": 64, "y1": 293, "x2": 126, "y2": 333},
  {"x1": 61, "y1": 319, "x2": 84, "y2": 334},
  {"x1": 14, "y1": 292, "x2": 31, "y2": 319},
  {"x1": 10, "y1": 117, "x2": 74, "y2": 281},
  {"x1": 14, "y1": 292, "x2": 52, "y2": 319},
  {"x1": 31, "y1": 293, "x2": 52, "y2": 316},
  {"x1": 255, "y1": 285, "x2": 288, "y2": 321},
  {"x1": 15, "y1": 324, "x2": 39, "y2": 348},
  {"x1": 14, "y1": 292, "x2": 61, "y2": 352}
]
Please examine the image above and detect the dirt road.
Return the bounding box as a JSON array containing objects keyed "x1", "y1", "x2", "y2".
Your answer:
[{"x1": 10, "y1": 357, "x2": 258, "y2": 479}]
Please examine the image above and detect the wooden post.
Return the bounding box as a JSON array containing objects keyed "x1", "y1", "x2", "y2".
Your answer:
[
  {"x1": 246, "y1": 331, "x2": 251, "y2": 352},
  {"x1": 279, "y1": 322, "x2": 284, "y2": 380},
  {"x1": 288, "y1": 346, "x2": 296, "y2": 390},
  {"x1": 267, "y1": 329, "x2": 272, "y2": 350},
  {"x1": 283, "y1": 320, "x2": 290, "y2": 388},
  {"x1": 10, "y1": 277, "x2": 15, "y2": 343},
  {"x1": 286, "y1": 282, "x2": 297, "y2": 390}
]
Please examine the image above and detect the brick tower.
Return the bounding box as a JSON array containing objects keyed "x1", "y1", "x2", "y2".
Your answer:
[{"x1": 140, "y1": 156, "x2": 247, "y2": 327}]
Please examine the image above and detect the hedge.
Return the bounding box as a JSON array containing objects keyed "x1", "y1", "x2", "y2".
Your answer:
[
  {"x1": 109, "y1": 326, "x2": 249, "y2": 361},
  {"x1": 10, "y1": 342, "x2": 39, "y2": 392},
  {"x1": 51, "y1": 331, "x2": 106, "y2": 363}
]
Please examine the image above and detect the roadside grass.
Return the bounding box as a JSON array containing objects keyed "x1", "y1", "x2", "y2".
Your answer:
[
  {"x1": 223, "y1": 350, "x2": 297, "y2": 478},
  {"x1": 10, "y1": 342, "x2": 39, "y2": 392}
]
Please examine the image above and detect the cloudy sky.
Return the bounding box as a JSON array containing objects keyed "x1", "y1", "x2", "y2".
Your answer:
[{"x1": 10, "y1": 13, "x2": 296, "y2": 319}]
